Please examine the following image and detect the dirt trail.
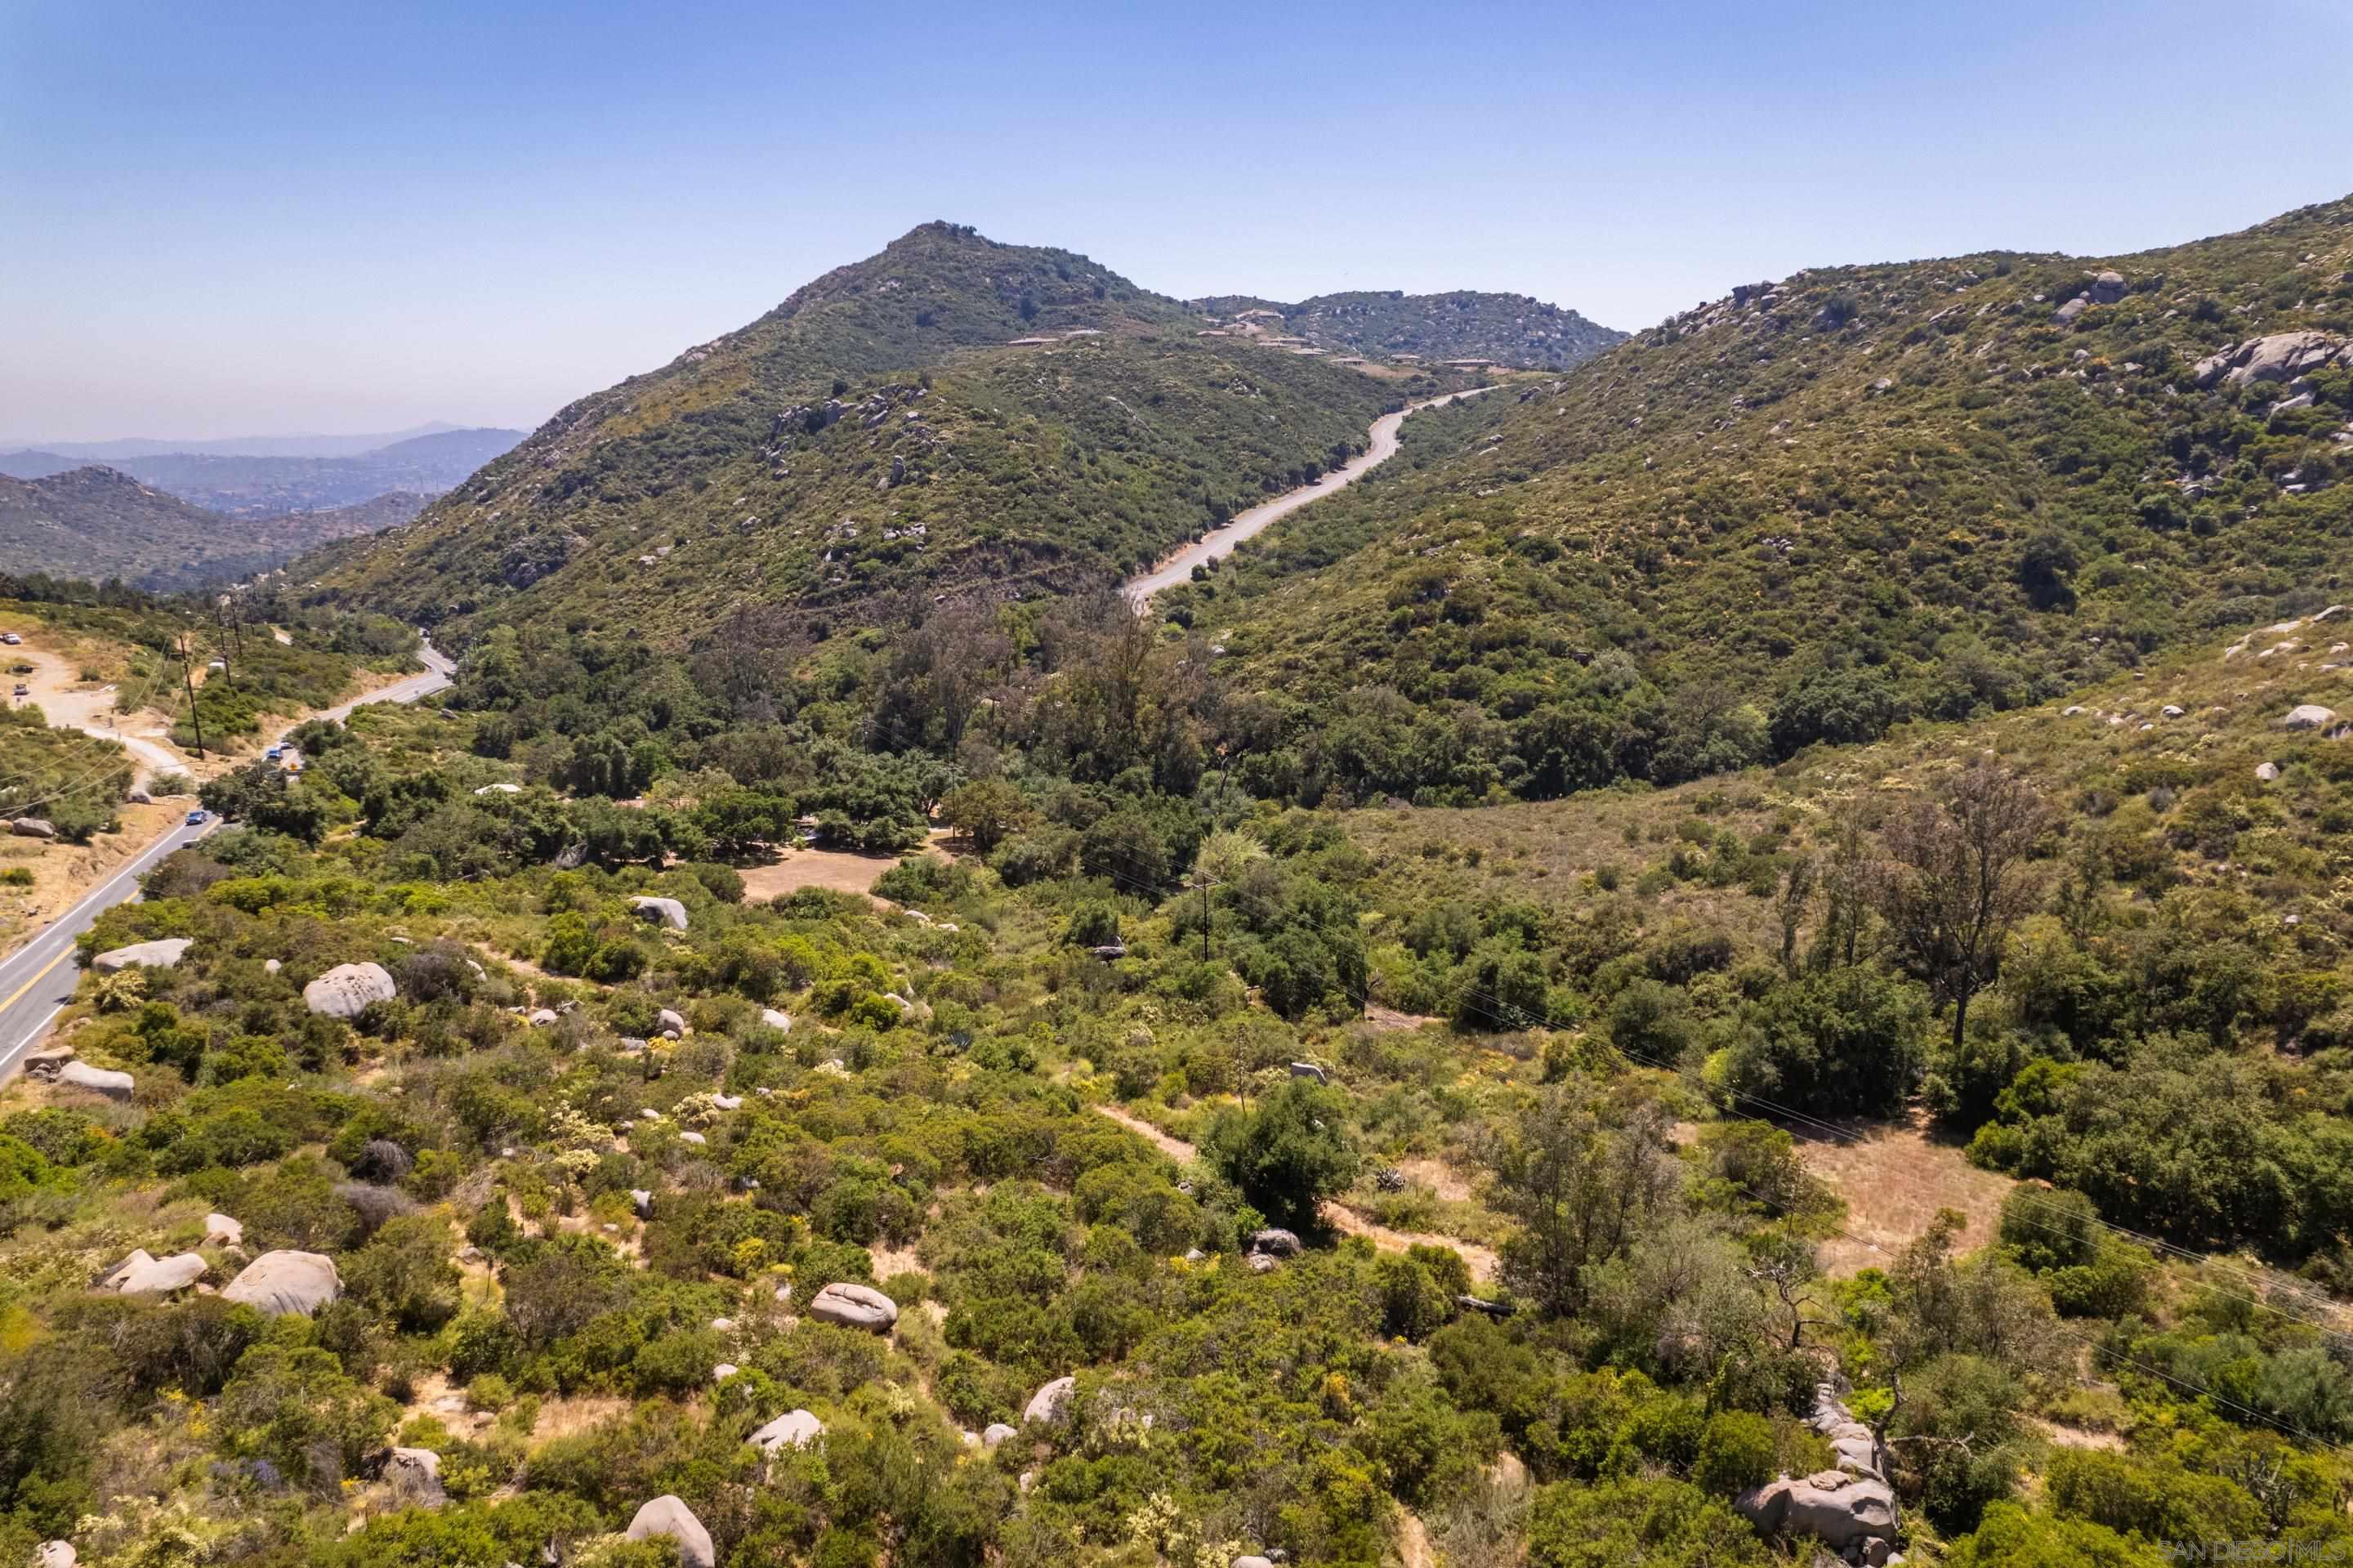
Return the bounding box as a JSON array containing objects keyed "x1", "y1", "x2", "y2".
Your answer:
[
  {"x1": 1123, "y1": 386, "x2": 1498, "y2": 605},
  {"x1": 1092, "y1": 1104, "x2": 1498, "y2": 1280},
  {"x1": 1095, "y1": 1103, "x2": 1199, "y2": 1164},
  {"x1": 1319, "y1": 1199, "x2": 1500, "y2": 1284}
]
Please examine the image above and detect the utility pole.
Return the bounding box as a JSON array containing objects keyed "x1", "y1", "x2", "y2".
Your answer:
[{"x1": 177, "y1": 634, "x2": 206, "y2": 758}]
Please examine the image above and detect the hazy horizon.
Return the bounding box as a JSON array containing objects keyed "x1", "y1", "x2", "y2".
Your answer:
[{"x1": 8, "y1": 0, "x2": 2351, "y2": 441}]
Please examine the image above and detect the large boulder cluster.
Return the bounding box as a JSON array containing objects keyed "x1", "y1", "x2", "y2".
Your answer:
[
  {"x1": 24, "y1": 1048, "x2": 134, "y2": 1101},
  {"x1": 2194, "y1": 331, "x2": 2349, "y2": 388},
  {"x1": 1735, "y1": 1380, "x2": 1900, "y2": 1565}
]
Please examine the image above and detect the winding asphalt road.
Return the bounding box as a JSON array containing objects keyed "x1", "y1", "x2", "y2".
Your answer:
[
  {"x1": 0, "y1": 641, "x2": 454, "y2": 1080},
  {"x1": 1123, "y1": 386, "x2": 1497, "y2": 605}
]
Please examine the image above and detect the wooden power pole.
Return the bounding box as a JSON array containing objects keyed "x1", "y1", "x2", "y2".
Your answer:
[{"x1": 177, "y1": 634, "x2": 206, "y2": 759}]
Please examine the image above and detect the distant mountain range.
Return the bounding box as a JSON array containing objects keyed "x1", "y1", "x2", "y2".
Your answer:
[
  {"x1": 1190, "y1": 288, "x2": 1625, "y2": 369},
  {"x1": 0, "y1": 426, "x2": 525, "y2": 516},
  {"x1": 2, "y1": 420, "x2": 476, "y2": 460},
  {"x1": 0, "y1": 467, "x2": 424, "y2": 591}
]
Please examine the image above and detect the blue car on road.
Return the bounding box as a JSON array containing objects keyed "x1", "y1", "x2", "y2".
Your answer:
[{"x1": 185, "y1": 811, "x2": 209, "y2": 825}]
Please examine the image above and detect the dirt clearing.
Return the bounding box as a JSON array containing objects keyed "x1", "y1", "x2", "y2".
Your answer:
[
  {"x1": 739, "y1": 847, "x2": 913, "y2": 906},
  {"x1": 1796, "y1": 1115, "x2": 2016, "y2": 1276}
]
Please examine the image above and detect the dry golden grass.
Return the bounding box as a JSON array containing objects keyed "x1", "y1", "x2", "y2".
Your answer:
[
  {"x1": 738, "y1": 847, "x2": 911, "y2": 906},
  {"x1": 1795, "y1": 1113, "x2": 2017, "y2": 1277},
  {"x1": 0, "y1": 800, "x2": 193, "y2": 951}
]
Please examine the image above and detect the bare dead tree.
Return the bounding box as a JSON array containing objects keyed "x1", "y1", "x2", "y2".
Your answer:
[{"x1": 1876, "y1": 761, "x2": 2052, "y2": 1057}]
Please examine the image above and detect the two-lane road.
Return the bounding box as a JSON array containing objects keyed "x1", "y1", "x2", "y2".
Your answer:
[
  {"x1": 0, "y1": 640, "x2": 455, "y2": 1079},
  {"x1": 0, "y1": 812, "x2": 218, "y2": 1079}
]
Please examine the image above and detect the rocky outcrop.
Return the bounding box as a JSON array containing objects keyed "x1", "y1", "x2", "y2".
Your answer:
[
  {"x1": 28, "y1": 1053, "x2": 135, "y2": 1101},
  {"x1": 982, "y1": 1422, "x2": 1018, "y2": 1448},
  {"x1": 100, "y1": 1250, "x2": 207, "y2": 1294},
  {"x1": 386, "y1": 1446, "x2": 444, "y2": 1506},
  {"x1": 632, "y1": 896, "x2": 690, "y2": 931},
  {"x1": 91, "y1": 938, "x2": 193, "y2": 972},
  {"x1": 303, "y1": 962, "x2": 396, "y2": 1018},
  {"x1": 35, "y1": 1543, "x2": 75, "y2": 1568},
  {"x1": 2282, "y1": 704, "x2": 2338, "y2": 730},
  {"x1": 1250, "y1": 1228, "x2": 1303, "y2": 1258},
  {"x1": 2195, "y1": 331, "x2": 2346, "y2": 388},
  {"x1": 221, "y1": 1250, "x2": 342, "y2": 1316},
  {"x1": 1286, "y1": 1061, "x2": 1327, "y2": 1083},
  {"x1": 750, "y1": 1409, "x2": 824, "y2": 1452},
  {"x1": 759, "y1": 1007, "x2": 793, "y2": 1033},
  {"x1": 1025, "y1": 1374, "x2": 1075, "y2": 1427},
  {"x1": 1735, "y1": 1381, "x2": 1898, "y2": 1565},
  {"x1": 62, "y1": 1061, "x2": 136, "y2": 1100},
  {"x1": 10, "y1": 817, "x2": 57, "y2": 838},
  {"x1": 2089, "y1": 270, "x2": 2127, "y2": 305},
  {"x1": 205, "y1": 1213, "x2": 244, "y2": 1247},
  {"x1": 625, "y1": 1495, "x2": 715, "y2": 1568},
  {"x1": 658, "y1": 1007, "x2": 688, "y2": 1036},
  {"x1": 807, "y1": 1281, "x2": 898, "y2": 1332}
]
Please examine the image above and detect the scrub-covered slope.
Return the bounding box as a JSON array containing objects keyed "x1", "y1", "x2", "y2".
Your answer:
[
  {"x1": 1168, "y1": 194, "x2": 2353, "y2": 805},
  {"x1": 301, "y1": 223, "x2": 1433, "y2": 646}
]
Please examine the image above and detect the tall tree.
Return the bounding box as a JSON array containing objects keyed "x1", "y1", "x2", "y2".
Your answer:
[
  {"x1": 1875, "y1": 763, "x2": 2052, "y2": 1056},
  {"x1": 1486, "y1": 1083, "x2": 1681, "y2": 1318}
]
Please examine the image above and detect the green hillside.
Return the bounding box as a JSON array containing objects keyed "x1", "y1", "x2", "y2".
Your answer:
[
  {"x1": 0, "y1": 467, "x2": 396, "y2": 592},
  {"x1": 301, "y1": 224, "x2": 1477, "y2": 648},
  {"x1": 1162, "y1": 195, "x2": 2353, "y2": 806},
  {"x1": 1194, "y1": 287, "x2": 1626, "y2": 368}
]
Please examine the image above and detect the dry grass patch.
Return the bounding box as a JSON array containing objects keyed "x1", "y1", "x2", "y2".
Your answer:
[
  {"x1": 1795, "y1": 1112, "x2": 2016, "y2": 1276},
  {"x1": 0, "y1": 799, "x2": 189, "y2": 951},
  {"x1": 738, "y1": 847, "x2": 911, "y2": 906}
]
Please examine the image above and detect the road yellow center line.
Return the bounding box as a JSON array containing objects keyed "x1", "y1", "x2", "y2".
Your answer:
[{"x1": 0, "y1": 946, "x2": 74, "y2": 1021}]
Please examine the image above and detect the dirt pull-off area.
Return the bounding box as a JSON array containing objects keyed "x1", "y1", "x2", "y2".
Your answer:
[{"x1": 9, "y1": 637, "x2": 198, "y2": 782}]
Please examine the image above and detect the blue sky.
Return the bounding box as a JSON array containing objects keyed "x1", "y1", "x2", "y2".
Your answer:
[{"x1": 5, "y1": 0, "x2": 2349, "y2": 441}]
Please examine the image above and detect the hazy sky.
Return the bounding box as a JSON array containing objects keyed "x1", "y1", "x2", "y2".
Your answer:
[{"x1": 6, "y1": 0, "x2": 2350, "y2": 442}]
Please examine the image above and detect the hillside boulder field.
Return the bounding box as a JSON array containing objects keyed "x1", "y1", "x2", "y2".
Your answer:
[{"x1": 4, "y1": 172, "x2": 2353, "y2": 1568}]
